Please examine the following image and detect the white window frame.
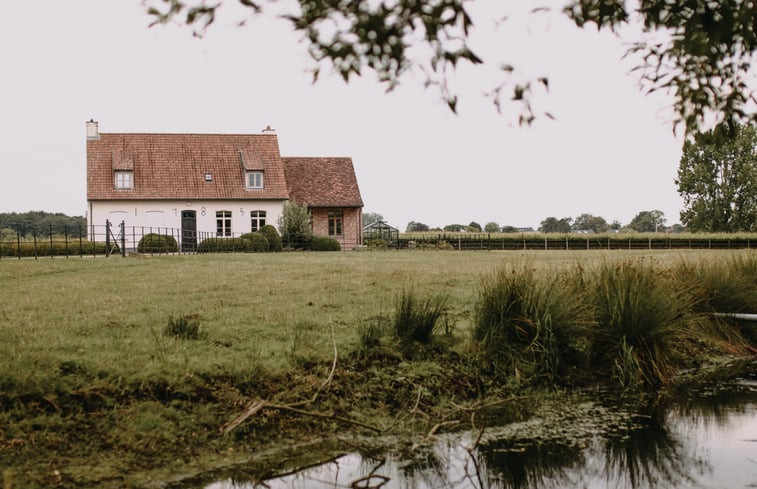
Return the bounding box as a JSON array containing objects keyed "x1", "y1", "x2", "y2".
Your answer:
[
  {"x1": 250, "y1": 210, "x2": 267, "y2": 232},
  {"x1": 114, "y1": 171, "x2": 133, "y2": 189},
  {"x1": 246, "y1": 171, "x2": 264, "y2": 189},
  {"x1": 216, "y1": 210, "x2": 232, "y2": 237}
]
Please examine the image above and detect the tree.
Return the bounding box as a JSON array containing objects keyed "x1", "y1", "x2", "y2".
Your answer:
[
  {"x1": 278, "y1": 202, "x2": 313, "y2": 246},
  {"x1": 572, "y1": 213, "x2": 608, "y2": 233},
  {"x1": 628, "y1": 210, "x2": 666, "y2": 233},
  {"x1": 539, "y1": 217, "x2": 572, "y2": 233},
  {"x1": 468, "y1": 221, "x2": 482, "y2": 232},
  {"x1": 483, "y1": 221, "x2": 500, "y2": 233},
  {"x1": 676, "y1": 123, "x2": 757, "y2": 232},
  {"x1": 362, "y1": 212, "x2": 384, "y2": 226},
  {"x1": 406, "y1": 221, "x2": 430, "y2": 232},
  {"x1": 146, "y1": 0, "x2": 756, "y2": 132},
  {"x1": 443, "y1": 224, "x2": 466, "y2": 232}
]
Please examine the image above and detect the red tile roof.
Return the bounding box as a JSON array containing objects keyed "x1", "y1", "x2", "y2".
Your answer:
[
  {"x1": 87, "y1": 133, "x2": 289, "y2": 200},
  {"x1": 282, "y1": 157, "x2": 364, "y2": 208}
]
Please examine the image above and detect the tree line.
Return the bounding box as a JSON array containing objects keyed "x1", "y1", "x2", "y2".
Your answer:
[
  {"x1": 382, "y1": 122, "x2": 755, "y2": 234},
  {"x1": 0, "y1": 211, "x2": 86, "y2": 239}
]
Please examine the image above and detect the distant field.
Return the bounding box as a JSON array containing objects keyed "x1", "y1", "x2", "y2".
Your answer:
[{"x1": 1, "y1": 249, "x2": 753, "y2": 383}]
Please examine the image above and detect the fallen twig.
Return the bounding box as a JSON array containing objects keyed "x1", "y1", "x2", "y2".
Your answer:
[{"x1": 220, "y1": 399, "x2": 268, "y2": 434}]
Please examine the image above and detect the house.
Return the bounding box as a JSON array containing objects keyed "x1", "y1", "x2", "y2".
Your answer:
[{"x1": 86, "y1": 120, "x2": 363, "y2": 249}]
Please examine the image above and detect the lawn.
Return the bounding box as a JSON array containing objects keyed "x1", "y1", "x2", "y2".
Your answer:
[{"x1": 0, "y1": 249, "x2": 750, "y2": 383}]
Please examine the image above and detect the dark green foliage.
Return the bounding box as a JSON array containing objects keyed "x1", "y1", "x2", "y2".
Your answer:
[
  {"x1": 676, "y1": 123, "x2": 756, "y2": 232},
  {"x1": 146, "y1": 0, "x2": 756, "y2": 130},
  {"x1": 628, "y1": 210, "x2": 667, "y2": 233},
  {"x1": 393, "y1": 289, "x2": 448, "y2": 345},
  {"x1": 0, "y1": 240, "x2": 107, "y2": 257},
  {"x1": 473, "y1": 266, "x2": 594, "y2": 382},
  {"x1": 406, "y1": 221, "x2": 430, "y2": 232},
  {"x1": 164, "y1": 315, "x2": 201, "y2": 340},
  {"x1": 258, "y1": 225, "x2": 282, "y2": 252},
  {"x1": 240, "y1": 232, "x2": 270, "y2": 252},
  {"x1": 137, "y1": 233, "x2": 179, "y2": 253},
  {"x1": 0, "y1": 211, "x2": 86, "y2": 238},
  {"x1": 310, "y1": 236, "x2": 341, "y2": 251},
  {"x1": 197, "y1": 237, "x2": 252, "y2": 253},
  {"x1": 590, "y1": 261, "x2": 695, "y2": 387},
  {"x1": 278, "y1": 202, "x2": 312, "y2": 248},
  {"x1": 539, "y1": 217, "x2": 572, "y2": 233},
  {"x1": 364, "y1": 238, "x2": 388, "y2": 249}
]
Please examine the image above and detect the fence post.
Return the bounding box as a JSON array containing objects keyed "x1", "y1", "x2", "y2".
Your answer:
[
  {"x1": 120, "y1": 221, "x2": 126, "y2": 257},
  {"x1": 105, "y1": 220, "x2": 111, "y2": 257},
  {"x1": 78, "y1": 224, "x2": 83, "y2": 258},
  {"x1": 33, "y1": 229, "x2": 38, "y2": 260},
  {"x1": 17, "y1": 231, "x2": 21, "y2": 260},
  {"x1": 49, "y1": 224, "x2": 54, "y2": 259}
]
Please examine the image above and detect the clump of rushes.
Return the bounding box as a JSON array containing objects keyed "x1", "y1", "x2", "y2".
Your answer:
[
  {"x1": 675, "y1": 254, "x2": 757, "y2": 314},
  {"x1": 393, "y1": 289, "x2": 448, "y2": 345},
  {"x1": 590, "y1": 261, "x2": 695, "y2": 388},
  {"x1": 164, "y1": 314, "x2": 201, "y2": 340},
  {"x1": 473, "y1": 266, "x2": 594, "y2": 383}
]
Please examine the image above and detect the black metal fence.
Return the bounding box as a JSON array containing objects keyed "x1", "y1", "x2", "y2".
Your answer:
[
  {"x1": 2, "y1": 226, "x2": 753, "y2": 259},
  {"x1": 393, "y1": 233, "x2": 754, "y2": 251}
]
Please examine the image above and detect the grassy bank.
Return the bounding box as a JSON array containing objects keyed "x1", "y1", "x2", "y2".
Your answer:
[{"x1": 1, "y1": 250, "x2": 755, "y2": 487}]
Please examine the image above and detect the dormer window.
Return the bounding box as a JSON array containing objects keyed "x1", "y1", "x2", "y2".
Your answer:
[
  {"x1": 246, "y1": 171, "x2": 264, "y2": 189},
  {"x1": 114, "y1": 171, "x2": 133, "y2": 189}
]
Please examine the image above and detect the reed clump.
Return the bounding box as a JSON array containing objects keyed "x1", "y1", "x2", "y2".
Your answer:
[
  {"x1": 473, "y1": 266, "x2": 595, "y2": 383},
  {"x1": 393, "y1": 289, "x2": 448, "y2": 346}
]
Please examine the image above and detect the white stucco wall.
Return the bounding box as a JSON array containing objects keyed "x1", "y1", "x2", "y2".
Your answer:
[{"x1": 87, "y1": 200, "x2": 285, "y2": 247}]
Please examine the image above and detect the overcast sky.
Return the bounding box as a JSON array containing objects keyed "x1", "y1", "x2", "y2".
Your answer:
[{"x1": 0, "y1": 1, "x2": 688, "y2": 230}]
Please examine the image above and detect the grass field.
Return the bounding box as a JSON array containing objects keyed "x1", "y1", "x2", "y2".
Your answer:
[
  {"x1": 1, "y1": 249, "x2": 755, "y2": 488},
  {"x1": 2, "y1": 249, "x2": 750, "y2": 381}
]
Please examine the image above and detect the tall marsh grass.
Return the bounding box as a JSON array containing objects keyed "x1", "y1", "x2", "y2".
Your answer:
[
  {"x1": 590, "y1": 261, "x2": 696, "y2": 387},
  {"x1": 473, "y1": 266, "x2": 594, "y2": 382},
  {"x1": 393, "y1": 289, "x2": 448, "y2": 345}
]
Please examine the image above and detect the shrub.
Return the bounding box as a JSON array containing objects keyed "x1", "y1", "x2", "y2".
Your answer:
[
  {"x1": 590, "y1": 260, "x2": 696, "y2": 388},
  {"x1": 164, "y1": 314, "x2": 201, "y2": 340},
  {"x1": 393, "y1": 289, "x2": 448, "y2": 345},
  {"x1": 278, "y1": 202, "x2": 312, "y2": 248},
  {"x1": 197, "y1": 237, "x2": 251, "y2": 253},
  {"x1": 473, "y1": 266, "x2": 594, "y2": 382},
  {"x1": 310, "y1": 236, "x2": 341, "y2": 251},
  {"x1": 0, "y1": 240, "x2": 108, "y2": 257},
  {"x1": 137, "y1": 233, "x2": 179, "y2": 253},
  {"x1": 365, "y1": 238, "x2": 388, "y2": 249},
  {"x1": 258, "y1": 225, "x2": 283, "y2": 252},
  {"x1": 240, "y1": 233, "x2": 269, "y2": 252}
]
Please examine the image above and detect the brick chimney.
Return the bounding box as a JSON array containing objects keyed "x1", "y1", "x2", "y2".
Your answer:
[{"x1": 86, "y1": 119, "x2": 100, "y2": 140}]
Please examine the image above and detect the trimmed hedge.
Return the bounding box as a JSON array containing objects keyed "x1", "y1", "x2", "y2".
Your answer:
[
  {"x1": 240, "y1": 233, "x2": 269, "y2": 252},
  {"x1": 137, "y1": 233, "x2": 179, "y2": 253},
  {"x1": 0, "y1": 240, "x2": 108, "y2": 257},
  {"x1": 310, "y1": 236, "x2": 341, "y2": 251},
  {"x1": 258, "y1": 225, "x2": 283, "y2": 252},
  {"x1": 197, "y1": 237, "x2": 252, "y2": 253}
]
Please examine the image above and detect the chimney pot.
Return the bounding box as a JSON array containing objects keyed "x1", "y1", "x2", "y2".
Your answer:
[{"x1": 86, "y1": 119, "x2": 100, "y2": 140}]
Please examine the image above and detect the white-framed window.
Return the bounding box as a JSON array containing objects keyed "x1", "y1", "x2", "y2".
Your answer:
[
  {"x1": 246, "y1": 171, "x2": 264, "y2": 189},
  {"x1": 216, "y1": 210, "x2": 232, "y2": 237},
  {"x1": 250, "y1": 210, "x2": 266, "y2": 232},
  {"x1": 328, "y1": 211, "x2": 343, "y2": 236},
  {"x1": 114, "y1": 171, "x2": 133, "y2": 189}
]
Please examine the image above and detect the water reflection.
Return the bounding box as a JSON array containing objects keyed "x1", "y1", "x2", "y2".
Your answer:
[{"x1": 195, "y1": 361, "x2": 757, "y2": 489}]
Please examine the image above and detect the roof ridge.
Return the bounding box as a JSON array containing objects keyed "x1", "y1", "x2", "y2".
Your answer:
[{"x1": 100, "y1": 132, "x2": 278, "y2": 137}]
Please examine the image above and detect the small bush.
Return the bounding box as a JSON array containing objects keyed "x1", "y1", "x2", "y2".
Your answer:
[
  {"x1": 240, "y1": 233, "x2": 269, "y2": 252},
  {"x1": 393, "y1": 289, "x2": 448, "y2": 345},
  {"x1": 137, "y1": 233, "x2": 179, "y2": 253},
  {"x1": 364, "y1": 238, "x2": 388, "y2": 249},
  {"x1": 164, "y1": 314, "x2": 201, "y2": 340},
  {"x1": 258, "y1": 225, "x2": 283, "y2": 252},
  {"x1": 310, "y1": 236, "x2": 341, "y2": 251},
  {"x1": 0, "y1": 240, "x2": 108, "y2": 257}
]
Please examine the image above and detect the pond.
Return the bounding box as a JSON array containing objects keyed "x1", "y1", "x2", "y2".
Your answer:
[{"x1": 184, "y1": 360, "x2": 757, "y2": 489}]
